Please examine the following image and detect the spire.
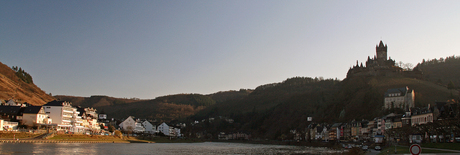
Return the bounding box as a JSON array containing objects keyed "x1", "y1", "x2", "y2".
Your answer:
[{"x1": 379, "y1": 40, "x2": 384, "y2": 47}]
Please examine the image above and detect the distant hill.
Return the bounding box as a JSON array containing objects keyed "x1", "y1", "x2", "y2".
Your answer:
[
  {"x1": 0, "y1": 62, "x2": 54, "y2": 105},
  {"x1": 54, "y1": 91, "x2": 251, "y2": 122}
]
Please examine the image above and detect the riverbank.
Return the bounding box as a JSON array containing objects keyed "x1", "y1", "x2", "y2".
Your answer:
[
  {"x1": 377, "y1": 143, "x2": 460, "y2": 155},
  {"x1": 0, "y1": 139, "x2": 129, "y2": 143},
  {"x1": 0, "y1": 132, "x2": 203, "y2": 143},
  {"x1": 211, "y1": 139, "x2": 340, "y2": 148}
]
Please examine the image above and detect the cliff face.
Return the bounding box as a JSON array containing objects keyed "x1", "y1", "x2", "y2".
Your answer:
[{"x1": 0, "y1": 62, "x2": 54, "y2": 105}]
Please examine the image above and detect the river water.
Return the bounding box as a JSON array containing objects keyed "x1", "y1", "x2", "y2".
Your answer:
[{"x1": 0, "y1": 142, "x2": 343, "y2": 155}]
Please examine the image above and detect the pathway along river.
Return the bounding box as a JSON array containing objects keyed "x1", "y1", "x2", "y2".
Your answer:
[{"x1": 0, "y1": 142, "x2": 344, "y2": 154}]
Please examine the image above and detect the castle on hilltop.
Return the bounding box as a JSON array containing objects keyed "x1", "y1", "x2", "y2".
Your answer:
[{"x1": 346, "y1": 41, "x2": 422, "y2": 78}]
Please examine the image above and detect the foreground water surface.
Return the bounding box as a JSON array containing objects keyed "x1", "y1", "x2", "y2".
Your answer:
[{"x1": 0, "y1": 142, "x2": 342, "y2": 155}]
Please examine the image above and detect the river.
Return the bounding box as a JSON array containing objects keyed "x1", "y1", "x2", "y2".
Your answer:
[{"x1": 0, "y1": 142, "x2": 343, "y2": 154}]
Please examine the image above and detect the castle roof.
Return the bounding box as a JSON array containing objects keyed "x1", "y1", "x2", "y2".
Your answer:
[{"x1": 384, "y1": 87, "x2": 410, "y2": 97}]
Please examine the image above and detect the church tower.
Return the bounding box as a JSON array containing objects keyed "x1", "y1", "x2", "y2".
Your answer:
[{"x1": 376, "y1": 40, "x2": 387, "y2": 65}]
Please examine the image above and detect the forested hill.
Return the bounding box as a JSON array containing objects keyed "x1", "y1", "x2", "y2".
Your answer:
[
  {"x1": 54, "y1": 90, "x2": 252, "y2": 122},
  {"x1": 414, "y1": 55, "x2": 460, "y2": 89},
  {"x1": 185, "y1": 69, "x2": 459, "y2": 139},
  {"x1": 0, "y1": 62, "x2": 54, "y2": 105}
]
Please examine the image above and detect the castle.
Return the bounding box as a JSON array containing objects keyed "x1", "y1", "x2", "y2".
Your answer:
[{"x1": 346, "y1": 41, "x2": 422, "y2": 78}]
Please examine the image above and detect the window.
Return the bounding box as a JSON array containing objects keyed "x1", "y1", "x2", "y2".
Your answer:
[{"x1": 46, "y1": 112, "x2": 50, "y2": 114}]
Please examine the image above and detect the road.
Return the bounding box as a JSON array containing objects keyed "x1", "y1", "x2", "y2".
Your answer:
[
  {"x1": 364, "y1": 146, "x2": 460, "y2": 155},
  {"x1": 365, "y1": 149, "x2": 381, "y2": 155}
]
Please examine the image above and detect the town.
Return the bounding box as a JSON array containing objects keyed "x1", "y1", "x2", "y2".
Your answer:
[
  {"x1": 0, "y1": 99, "x2": 185, "y2": 138},
  {"x1": 0, "y1": 41, "x2": 459, "y2": 154},
  {"x1": 0, "y1": 88, "x2": 458, "y2": 146}
]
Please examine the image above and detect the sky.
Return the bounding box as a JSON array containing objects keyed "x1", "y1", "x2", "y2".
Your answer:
[{"x1": 1, "y1": 1, "x2": 459, "y2": 99}]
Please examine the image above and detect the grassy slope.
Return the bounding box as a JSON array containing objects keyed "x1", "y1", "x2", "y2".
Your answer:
[{"x1": 0, "y1": 62, "x2": 54, "y2": 105}]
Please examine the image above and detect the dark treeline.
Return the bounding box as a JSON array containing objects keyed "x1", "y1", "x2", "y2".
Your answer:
[
  {"x1": 414, "y1": 55, "x2": 460, "y2": 89},
  {"x1": 185, "y1": 77, "x2": 342, "y2": 139},
  {"x1": 11, "y1": 66, "x2": 33, "y2": 84},
  {"x1": 416, "y1": 55, "x2": 460, "y2": 66}
]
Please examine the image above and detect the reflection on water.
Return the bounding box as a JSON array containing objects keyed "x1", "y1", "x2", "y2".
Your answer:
[{"x1": 0, "y1": 142, "x2": 343, "y2": 154}]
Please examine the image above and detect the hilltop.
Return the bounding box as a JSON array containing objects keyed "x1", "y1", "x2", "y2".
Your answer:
[
  {"x1": 0, "y1": 62, "x2": 54, "y2": 105},
  {"x1": 184, "y1": 75, "x2": 458, "y2": 139},
  {"x1": 54, "y1": 90, "x2": 251, "y2": 122},
  {"x1": 414, "y1": 55, "x2": 460, "y2": 89}
]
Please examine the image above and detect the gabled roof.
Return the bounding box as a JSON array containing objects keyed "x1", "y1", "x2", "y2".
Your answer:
[
  {"x1": 384, "y1": 87, "x2": 410, "y2": 97},
  {"x1": 44, "y1": 100, "x2": 67, "y2": 106},
  {"x1": 0, "y1": 106, "x2": 22, "y2": 115},
  {"x1": 22, "y1": 106, "x2": 43, "y2": 114}
]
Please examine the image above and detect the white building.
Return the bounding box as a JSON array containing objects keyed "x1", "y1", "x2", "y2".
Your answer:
[
  {"x1": 78, "y1": 107, "x2": 100, "y2": 132},
  {"x1": 411, "y1": 112, "x2": 434, "y2": 126},
  {"x1": 119, "y1": 116, "x2": 136, "y2": 132},
  {"x1": 142, "y1": 120, "x2": 156, "y2": 134},
  {"x1": 157, "y1": 122, "x2": 181, "y2": 137},
  {"x1": 43, "y1": 100, "x2": 84, "y2": 133},
  {"x1": 157, "y1": 122, "x2": 170, "y2": 136},
  {"x1": 134, "y1": 121, "x2": 145, "y2": 133},
  {"x1": 21, "y1": 106, "x2": 51, "y2": 127},
  {"x1": 0, "y1": 119, "x2": 18, "y2": 131},
  {"x1": 384, "y1": 87, "x2": 415, "y2": 110}
]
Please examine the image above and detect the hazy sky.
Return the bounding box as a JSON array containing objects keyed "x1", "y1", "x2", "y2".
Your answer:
[{"x1": 1, "y1": 1, "x2": 459, "y2": 99}]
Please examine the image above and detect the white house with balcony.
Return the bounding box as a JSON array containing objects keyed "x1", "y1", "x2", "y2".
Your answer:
[
  {"x1": 157, "y1": 122, "x2": 181, "y2": 137},
  {"x1": 77, "y1": 107, "x2": 100, "y2": 132},
  {"x1": 43, "y1": 100, "x2": 84, "y2": 133}
]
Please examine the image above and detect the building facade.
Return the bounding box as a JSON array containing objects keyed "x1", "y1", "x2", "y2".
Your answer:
[
  {"x1": 384, "y1": 87, "x2": 415, "y2": 110},
  {"x1": 43, "y1": 100, "x2": 84, "y2": 133}
]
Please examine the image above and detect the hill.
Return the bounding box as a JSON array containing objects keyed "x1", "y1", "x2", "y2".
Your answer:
[
  {"x1": 0, "y1": 62, "x2": 54, "y2": 105},
  {"x1": 414, "y1": 55, "x2": 460, "y2": 89},
  {"x1": 184, "y1": 75, "x2": 458, "y2": 139},
  {"x1": 54, "y1": 91, "x2": 251, "y2": 122}
]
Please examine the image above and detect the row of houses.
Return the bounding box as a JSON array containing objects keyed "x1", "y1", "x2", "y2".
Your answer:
[
  {"x1": 118, "y1": 116, "x2": 182, "y2": 137},
  {"x1": 303, "y1": 100, "x2": 458, "y2": 144},
  {"x1": 301, "y1": 87, "x2": 458, "y2": 144},
  {"x1": 0, "y1": 100, "x2": 102, "y2": 133}
]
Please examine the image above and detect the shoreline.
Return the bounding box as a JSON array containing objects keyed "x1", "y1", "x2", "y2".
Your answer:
[{"x1": 0, "y1": 139, "x2": 131, "y2": 143}]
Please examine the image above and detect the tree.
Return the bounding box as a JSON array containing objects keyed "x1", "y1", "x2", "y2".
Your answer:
[
  {"x1": 448, "y1": 81, "x2": 455, "y2": 98},
  {"x1": 125, "y1": 126, "x2": 134, "y2": 137},
  {"x1": 396, "y1": 61, "x2": 413, "y2": 71},
  {"x1": 108, "y1": 125, "x2": 115, "y2": 132},
  {"x1": 114, "y1": 130, "x2": 123, "y2": 138},
  {"x1": 448, "y1": 81, "x2": 455, "y2": 90}
]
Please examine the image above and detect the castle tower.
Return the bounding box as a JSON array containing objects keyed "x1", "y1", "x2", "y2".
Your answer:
[{"x1": 376, "y1": 40, "x2": 387, "y2": 65}]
